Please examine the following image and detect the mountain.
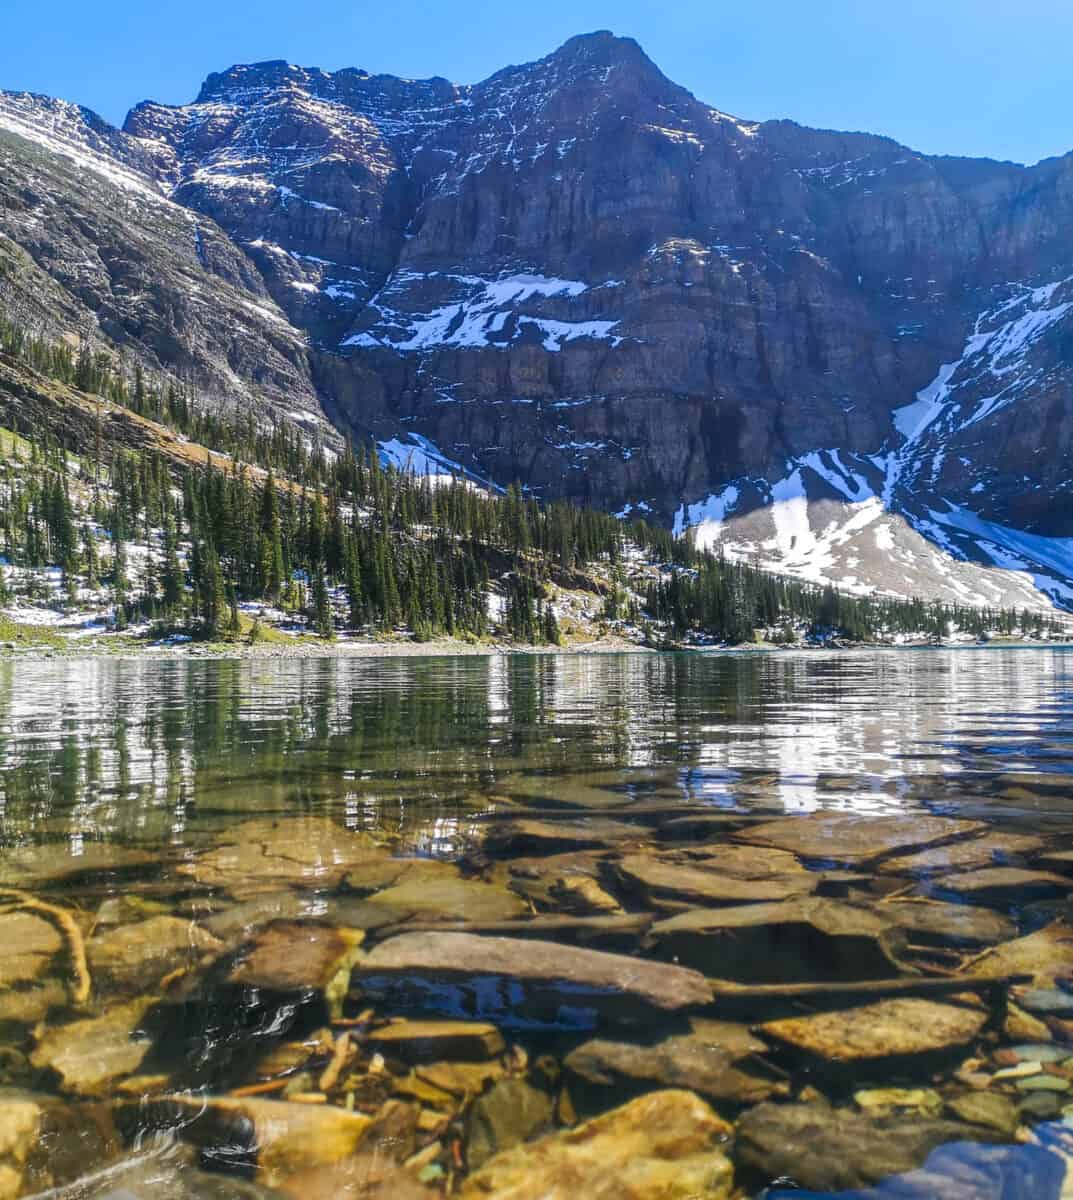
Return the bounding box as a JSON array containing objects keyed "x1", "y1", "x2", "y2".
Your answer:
[{"x1": 2, "y1": 32, "x2": 1072, "y2": 608}]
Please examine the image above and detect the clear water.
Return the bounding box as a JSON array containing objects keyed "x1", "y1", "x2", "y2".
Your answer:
[{"x1": 2, "y1": 648, "x2": 1072, "y2": 1197}]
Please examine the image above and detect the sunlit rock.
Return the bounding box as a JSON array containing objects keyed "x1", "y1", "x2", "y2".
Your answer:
[
  {"x1": 760, "y1": 998, "x2": 989, "y2": 1062},
  {"x1": 459, "y1": 1089, "x2": 735, "y2": 1199}
]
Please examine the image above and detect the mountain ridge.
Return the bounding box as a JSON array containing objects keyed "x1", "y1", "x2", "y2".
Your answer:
[{"x1": 2, "y1": 31, "x2": 1073, "y2": 609}]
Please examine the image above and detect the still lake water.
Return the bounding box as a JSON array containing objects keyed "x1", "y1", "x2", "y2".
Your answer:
[
  {"x1": 4, "y1": 647, "x2": 1073, "y2": 846},
  {"x1": 2, "y1": 647, "x2": 1073, "y2": 1198}
]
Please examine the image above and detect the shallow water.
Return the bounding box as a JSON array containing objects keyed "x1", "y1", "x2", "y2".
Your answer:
[{"x1": 1, "y1": 648, "x2": 1072, "y2": 1197}]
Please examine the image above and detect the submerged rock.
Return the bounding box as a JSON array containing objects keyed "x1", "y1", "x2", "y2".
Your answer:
[
  {"x1": 968, "y1": 922, "x2": 1073, "y2": 986},
  {"x1": 762, "y1": 1133, "x2": 1065, "y2": 1199},
  {"x1": 88, "y1": 915, "x2": 223, "y2": 996},
  {"x1": 366, "y1": 1019, "x2": 505, "y2": 1062},
  {"x1": 464, "y1": 1075, "x2": 555, "y2": 1170},
  {"x1": 882, "y1": 900, "x2": 1016, "y2": 948},
  {"x1": 0, "y1": 841, "x2": 152, "y2": 888},
  {"x1": 0, "y1": 912, "x2": 63, "y2": 989},
  {"x1": 179, "y1": 818, "x2": 387, "y2": 896},
  {"x1": 946, "y1": 1090, "x2": 1021, "y2": 1136},
  {"x1": 735, "y1": 812, "x2": 985, "y2": 867},
  {"x1": 459, "y1": 1089, "x2": 735, "y2": 1199},
  {"x1": 30, "y1": 998, "x2": 154, "y2": 1096},
  {"x1": 21, "y1": 1145, "x2": 288, "y2": 1199},
  {"x1": 736, "y1": 1100, "x2": 998, "y2": 1192},
  {"x1": 483, "y1": 818, "x2": 645, "y2": 857},
  {"x1": 610, "y1": 853, "x2": 814, "y2": 908},
  {"x1": 760, "y1": 998, "x2": 989, "y2": 1062},
  {"x1": 376, "y1": 914, "x2": 651, "y2": 951},
  {"x1": 355, "y1": 932, "x2": 712, "y2": 1030},
  {"x1": 274, "y1": 1158, "x2": 433, "y2": 1199},
  {"x1": 930, "y1": 867, "x2": 1073, "y2": 906},
  {"x1": 644, "y1": 897, "x2": 906, "y2": 982},
  {"x1": 564, "y1": 1018, "x2": 779, "y2": 1110},
  {"x1": 855, "y1": 1088, "x2": 944, "y2": 1117},
  {"x1": 228, "y1": 921, "x2": 364, "y2": 1012},
  {"x1": 126, "y1": 1095, "x2": 373, "y2": 1187},
  {"x1": 369, "y1": 869, "x2": 527, "y2": 923},
  {"x1": 504, "y1": 850, "x2": 612, "y2": 911},
  {"x1": 879, "y1": 832, "x2": 1047, "y2": 876},
  {"x1": 0, "y1": 1096, "x2": 39, "y2": 1200}
]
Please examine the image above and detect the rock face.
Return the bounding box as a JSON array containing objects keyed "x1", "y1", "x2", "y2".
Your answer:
[{"x1": 3, "y1": 33, "x2": 1073, "y2": 603}]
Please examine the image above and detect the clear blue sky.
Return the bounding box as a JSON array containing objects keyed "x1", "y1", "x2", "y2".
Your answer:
[{"x1": 2, "y1": 0, "x2": 1069, "y2": 165}]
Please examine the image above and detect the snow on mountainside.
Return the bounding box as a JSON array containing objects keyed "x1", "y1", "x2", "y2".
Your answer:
[
  {"x1": 2, "y1": 33, "x2": 1073, "y2": 613},
  {"x1": 669, "y1": 278, "x2": 1073, "y2": 611}
]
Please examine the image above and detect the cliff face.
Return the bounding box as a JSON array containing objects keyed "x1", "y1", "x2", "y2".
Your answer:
[{"x1": 2, "y1": 32, "x2": 1072, "y2": 604}]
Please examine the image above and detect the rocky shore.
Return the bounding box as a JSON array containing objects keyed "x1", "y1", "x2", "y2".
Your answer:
[{"x1": 1, "y1": 805, "x2": 1072, "y2": 1197}]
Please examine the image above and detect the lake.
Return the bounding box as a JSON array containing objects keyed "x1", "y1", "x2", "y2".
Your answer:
[{"x1": 1, "y1": 648, "x2": 1072, "y2": 1197}]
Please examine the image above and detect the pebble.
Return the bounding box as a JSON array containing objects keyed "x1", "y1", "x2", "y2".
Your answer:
[{"x1": 993, "y1": 1061, "x2": 1044, "y2": 1079}]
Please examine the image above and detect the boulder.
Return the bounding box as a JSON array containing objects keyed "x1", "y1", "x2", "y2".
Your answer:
[
  {"x1": 355, "y1": 932, "x2": 712, "y2": 1030},
  {"x1": 464, "y1": 1076, "x2": 555, "y2": 1169},
  {"x1": 30, "y1": 998, "x2": 154, "y2": 1096},
  {"x1": 644, "y1": 897, "x2": 907, "y2": 982},
  {"x1": 760, "y1": 998, "x2": 989, "y2": 1062},
  {"x1": 366, "y1": 1019, "x2": 505, "y2": 1062},
  {"x1": 564, "y1": 1018, "x2": 779, "y2": 1110},
  {"x1": 735, "y1": 813, "x2": 985, "y2": 867},
  {"x1": 459, "y1": 1089, "x2": 735, "y2": 1199},
  {"x1": 736, "y1": 1100, "x2": 998, "y2": 1192},
  {"x1": 88, "y1": 915, "x2": 223, "y2": 995}
]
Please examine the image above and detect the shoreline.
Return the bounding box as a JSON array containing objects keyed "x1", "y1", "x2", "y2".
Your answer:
[{"x1": 2, "y1": 633, "x2": 1070, "y2": 665}]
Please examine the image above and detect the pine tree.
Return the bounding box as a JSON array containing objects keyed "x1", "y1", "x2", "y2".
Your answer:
[
  {"x1": 199, "y1": 543, "x2": 227, "y2": 639},
  {"x1": 313, "y1": 570, "x2": 334, "y2": 639},
  {"x1": 112, "y1": 536, "x2": 128, "y2": 630}
]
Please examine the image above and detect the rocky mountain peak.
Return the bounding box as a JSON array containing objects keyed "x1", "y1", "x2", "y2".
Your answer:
[{"x1": 4, "y1": 35, "x2": 1073, "y2": 610}]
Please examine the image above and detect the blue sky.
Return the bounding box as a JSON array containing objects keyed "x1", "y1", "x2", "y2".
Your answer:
[{"x1": 2, "y1": 0, "x2": 1069, "y2": 165}]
